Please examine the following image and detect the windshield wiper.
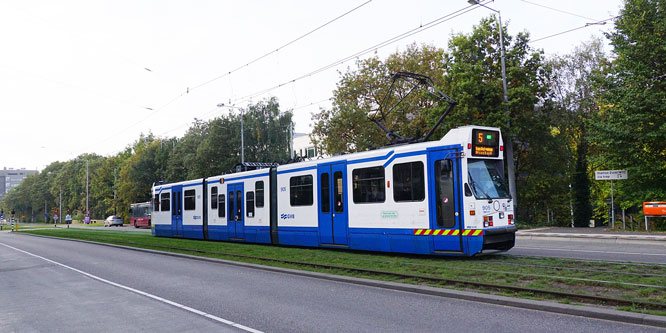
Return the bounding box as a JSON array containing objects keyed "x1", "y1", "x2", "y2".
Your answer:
[{"x1": 468, "y1": 172, "x2": 493, "y2": 203}]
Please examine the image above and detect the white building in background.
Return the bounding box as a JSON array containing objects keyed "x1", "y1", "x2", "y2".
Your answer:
[
  {"x1": 0, "y1": 168, "x2": 38, "y2": 202},
  {"x1": 292, "y1": 133, "x2": 327, "y2": 159}
]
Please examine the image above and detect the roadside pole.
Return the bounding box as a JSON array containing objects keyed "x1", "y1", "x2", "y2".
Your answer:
[
  {"x1": 611, "y1": 179, "x2": 614, "y2": 229},
  {"x1": 594, "y1": 170, "x2": 627, "y2": 229}
]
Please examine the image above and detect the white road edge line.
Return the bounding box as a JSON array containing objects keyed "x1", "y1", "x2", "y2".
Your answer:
[
  {"x1": 0, "y1": 241, "x2": 263, "y2": 333},
  {"x1": 514, "y1": 246, "x2": 666, "y2": 256}
]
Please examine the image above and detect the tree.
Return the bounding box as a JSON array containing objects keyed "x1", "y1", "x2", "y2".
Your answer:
[
  {"x1": 312, "y1": 44, "x2": 447, "y2": 153},
  {"x1": 313, "y1": 17, "x2": 555, "y2": 223},
  {"x1": 168, "y1": 98, "x2": 293, "y2": 180},
  {"x1": 242, "y1": 97, "x2": 293, "y2": 164},
  {"x1": 548, "y1": 39, "x2": 607, "y2": 226},
  {"x1": 117, "y1": 135, "x2": 166, "y2": 220},
  {"x1": 591, "y1": 0, "x2": 666, "y2": 209},
  {"x1": 442, "y1": 16, "x2": 559, "y2": 224}
]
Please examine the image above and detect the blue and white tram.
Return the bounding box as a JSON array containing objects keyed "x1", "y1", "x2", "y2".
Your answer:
[{"x1": 151, "y1": 125, "x2": 516, "y2": 256}]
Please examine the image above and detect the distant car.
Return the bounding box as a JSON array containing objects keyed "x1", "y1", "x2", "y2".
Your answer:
[{"x1": 104, "y1": 215, "x2": 124, "y2": 227}]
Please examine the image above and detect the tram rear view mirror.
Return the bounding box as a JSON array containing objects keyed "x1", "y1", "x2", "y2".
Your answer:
[{"x1": 464, "y1": 183, "x2": 473, "y2": 197}]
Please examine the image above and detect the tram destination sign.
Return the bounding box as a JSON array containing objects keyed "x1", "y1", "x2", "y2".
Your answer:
[{"x1": 594, "y1": 170, "x2": 628, "y2": 180}]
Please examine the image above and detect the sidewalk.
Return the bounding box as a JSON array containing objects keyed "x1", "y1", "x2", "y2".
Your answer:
[{"x1": 517, "y1": 227, "x2": 666, "y2": 244}]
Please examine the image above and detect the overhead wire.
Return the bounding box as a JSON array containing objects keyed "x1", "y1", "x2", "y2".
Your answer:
[
  {"x1": 101, "y1": 1, "x2": 489, "y2": 151},
  {"x1": 530, "y1": 16, "x2": 618, "y2": 43},
  {"x1": 186, "y1": 0, "x2": 373, "y2": 93},
  {"x1": 144, "y1": 1, "x2": 485, "y2": 144},
  {"x1": 0, "y1": 64, "x2": 154, "y2": 112},
  {"x1": 228, "y1": 2, "x2": 488, "y2": 105},
  {"x1": 64, "y1": 0, "x2": 499, "y2": 160},
  {"x1": 3, "y1": 3, "x2": 154, "y2": 74},
  {"x1": 68, "y1": 1, "x2": 373, "y2": 157},
  {"x1": 72, "y1": 94, "x2": 185, "y2": 156},
  {"x1": 517, "y1": 0, "x2": 618, "y2": 44},
  {"x1": 290, "y1": 98, "x2": 333, "y2": 111},
  {"x1": 519, "y1": 0, "x2": 599, "y2": 21}
]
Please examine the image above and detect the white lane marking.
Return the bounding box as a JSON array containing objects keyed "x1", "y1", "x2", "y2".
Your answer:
[
  {"x1": 514, "y1": 246, "x2": 666, "y2": 256},
  {"x1": 0, "y1": 242, "x2": 263, "y2": 333}
]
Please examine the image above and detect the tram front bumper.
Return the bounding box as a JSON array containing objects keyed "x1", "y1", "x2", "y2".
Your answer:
[{"x1": 482, "y1": 226, "x2": 517, "y2": 251}]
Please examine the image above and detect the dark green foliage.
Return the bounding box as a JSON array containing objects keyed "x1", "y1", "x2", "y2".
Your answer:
[
  {"x1": 589, "y1": 0, "x2": 666, "y2": 210},
  {"x1": 573, "y1": 128, "x2": 593, "y2": 227},
  {"x1": 547, "y1": 39, "x2": 607, "y2": 227}
]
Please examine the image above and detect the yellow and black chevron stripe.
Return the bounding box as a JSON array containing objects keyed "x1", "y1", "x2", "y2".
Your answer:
[{"x1": 413, "y1": 229, "x2": 484, "y2": 236}]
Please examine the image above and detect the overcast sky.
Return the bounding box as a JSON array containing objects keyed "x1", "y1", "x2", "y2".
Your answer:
[{"x1": 0, "y1": 0, "x2": 623, "y2": 170}]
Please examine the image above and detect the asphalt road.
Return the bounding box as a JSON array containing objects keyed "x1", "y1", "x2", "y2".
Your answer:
[
  {"x1": 1, "y1": 232, "x2": 662, "y2": 332},
  {"x1": 504, "y1": 237, "x2": 666, "y2": 264}
]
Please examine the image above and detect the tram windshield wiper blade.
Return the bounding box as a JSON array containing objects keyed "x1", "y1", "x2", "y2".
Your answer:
[{"x1": 468, "y1": 172, "x2": 493, "y2": 203}]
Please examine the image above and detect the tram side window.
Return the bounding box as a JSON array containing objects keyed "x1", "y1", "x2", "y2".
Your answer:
[
  {"x1": 218, "y1": 194, "x2": 225, "y2": 218},
  {"x1": 352, "y1": 166, "x2": 385, "y2": 203},
  {"x1": 255, "y1": 181, "x2": 264, "y2": 208},
  {"x1": 153, "y1": 194, "x2": 159, "y2": 211},
  {"x1": 320, "y1": 173, "x2": 330, "y2": 213},
  {"x1": 290, "y1": 175, "x2": 313, "y2": 206},
  {"x1": 160, "y1": 193, "x2": 170, "y2": 212},
  {"x1": 211, "y1": 186, "x2": 218, "y2": 210},
  {"x1": 228, "y1": 191, "x2": 235, "y2": 220},
  {"x1": 393, "y1": 161, "x2": 425, "y2": 202},
  {"x1": 184, "y1": 189, "x2": 196, "y2": 210},
  {"x1": 334, "y1": 171, "x2": 344, "y2": 213},
  {"x1": 246, "y1": 192, "x2": 255, "y2": 217},
  {"x1": 235, "y1": 190, "x2": 243, "y2": 218}
]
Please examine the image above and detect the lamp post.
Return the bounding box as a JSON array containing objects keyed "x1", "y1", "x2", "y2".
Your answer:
[
  {"x1": 217, "y1": 103, "x2": 245, "y2": 164},
  {"x1": 467, "y1": 0, "x2": 518, "y2": 209}
]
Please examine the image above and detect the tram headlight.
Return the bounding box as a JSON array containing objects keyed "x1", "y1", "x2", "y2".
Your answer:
[{"x1": 483, "y1": 216, "x2": 493, "y2": 227}]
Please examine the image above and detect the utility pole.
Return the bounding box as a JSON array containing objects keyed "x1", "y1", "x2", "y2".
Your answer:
[{"x1": 468, "y1": 0, "x2": 518, "y2": 210}]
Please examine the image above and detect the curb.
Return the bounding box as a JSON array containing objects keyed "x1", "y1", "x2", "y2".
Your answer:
[
  {"x1": 14, "y1": 232, "x2": 666, "y2": 329},
  {"x1": 516, "y1": 233, "x2": 666, "y2": 245}
]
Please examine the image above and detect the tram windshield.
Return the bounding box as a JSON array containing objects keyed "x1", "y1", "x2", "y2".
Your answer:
[{"x1": 467, "y1": 159, "x2": 510, "y2": 199}]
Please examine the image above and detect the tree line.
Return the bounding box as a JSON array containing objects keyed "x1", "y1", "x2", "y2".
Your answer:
[
  {"x1": 2, "y1": 0, "x2": 664, "y2": 228},
  {"x1": 1, "y1": 98, "x2": 292, "y2": 222}
]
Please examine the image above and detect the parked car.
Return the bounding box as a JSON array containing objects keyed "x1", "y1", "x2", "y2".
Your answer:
[{"x1": 104, "y1": 215, "x2": 124, "y2": 227}]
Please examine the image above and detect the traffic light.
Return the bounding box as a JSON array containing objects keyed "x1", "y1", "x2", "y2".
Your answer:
[{"x1": 55, "y1": 209, "x2": 59, "y2": 214}]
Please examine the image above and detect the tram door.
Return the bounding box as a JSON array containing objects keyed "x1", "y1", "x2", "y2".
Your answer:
[
  {"x1": 428, "y1": 149, "x2": 462, "y2": 252},
  {"x1": 227, "y1": 183, "x2": 245, "y2": 240},
  {"x1": 317, "y1": 163, "x2": 348, "y2": 245},
  {"x1": 171, "y1": 185, "x2": 183, "y2": 237}
]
